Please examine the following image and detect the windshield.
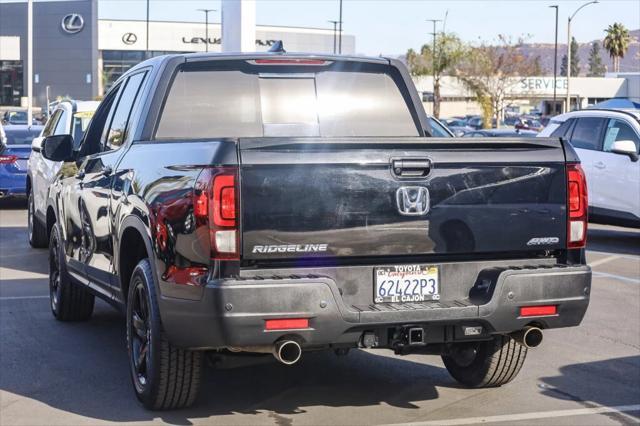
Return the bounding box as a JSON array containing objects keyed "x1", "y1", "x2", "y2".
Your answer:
[{"x1": 4, "y1": 128, "x2": 41, "y2": 145}]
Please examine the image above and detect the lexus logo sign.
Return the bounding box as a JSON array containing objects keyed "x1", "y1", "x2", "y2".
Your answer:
[
  {"x1": 122, "y1": 33, "x2": 138, "y2": 45},
  {"x1": 61, "y1": 13, "x2": 84, "y2": 34}
]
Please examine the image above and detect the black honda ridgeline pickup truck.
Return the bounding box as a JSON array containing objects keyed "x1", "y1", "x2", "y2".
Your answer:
[{"x1": 39, "y1": 51, "x2": 591, "y2": 409}]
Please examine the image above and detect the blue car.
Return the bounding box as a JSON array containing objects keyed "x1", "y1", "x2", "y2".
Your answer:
[{"x1": 0, "y1": 125, "x2": 43, "y2": 200}]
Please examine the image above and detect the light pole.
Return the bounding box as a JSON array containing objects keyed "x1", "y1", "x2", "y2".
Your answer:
[
  {"x1": 27, "y1": 0, "x2": 33, "y2": 125},
  {"x1": 197, "y1": 9, "x2": 217, "y2": 52},
  {"x1": 145, "y1": 0, "x2": 150, "y2": 58},
  {"x1": 566, "y1": 1, "x2": 598, "y2": 112},
  {"x1": 426, "y1": 19, "x2": 442, "y2": 116},
  {"x1": 550, "y1": 5, "x2": 558, "y2": 115},
  {"x1": 338, "y1": 0, "x2": 343, "y2": 54},
  {"x1": 328, "y1": 20, "x2": 339, "y2": 54}
]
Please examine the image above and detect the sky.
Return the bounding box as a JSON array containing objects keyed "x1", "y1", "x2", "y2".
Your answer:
[{"x1": 4, "y1": 0, "x2": 640, "y2": 55}]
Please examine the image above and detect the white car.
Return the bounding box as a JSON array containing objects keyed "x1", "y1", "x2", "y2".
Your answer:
[
  {"x1": 538, "y1": 109, "x2": 640, "y2": 228},
  {"x1": 27, "y1": 100, "x2": 99, "y2": 247}
]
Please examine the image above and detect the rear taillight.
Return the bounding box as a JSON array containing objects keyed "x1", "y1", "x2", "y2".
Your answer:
[
  {"x1": 0, "y1": 155, "x2": 17, "y2": 164},
  {"x1": 566, "y1": 163, "x2": 588, "y2": 248},
  {"x1": 194, "y1": 167, "x2": 239, "y2": 260}
]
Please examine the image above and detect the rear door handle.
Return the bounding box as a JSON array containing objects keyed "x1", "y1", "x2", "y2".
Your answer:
[
  {"x1": 593, "y1": 161, "x2": 606, "y2": 169},
  {"x1": 392, "y1": 158, "x2": 432, "y2": 178}
]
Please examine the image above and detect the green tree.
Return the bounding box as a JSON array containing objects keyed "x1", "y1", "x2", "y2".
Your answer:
[
  {"x1": 560, "y1": 37, "x2": 581, "y2": 77},
  {"x1": 455, "y1": 35, "x2": 538, "y2": 128},
  {"x1": 532, "y1": 56, "x2": 544, "y2": 75},
  {"x1": 406, "y1": 32, "x2": 465, "y2": 118},
  {"x1": 603, "y1": 22, "x2": 631, "y2": 73},
  {"x1": 587, "y1": 42, "x2": 607, "y2": 77}
]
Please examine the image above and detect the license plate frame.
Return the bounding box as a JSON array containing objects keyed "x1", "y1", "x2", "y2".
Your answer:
[{"x1": 373, "y1": 265, "x2": 440, "y2": 303}]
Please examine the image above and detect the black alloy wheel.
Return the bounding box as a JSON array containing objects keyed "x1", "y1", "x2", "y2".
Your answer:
[
  {"x1": 129, "y1": 278, "x2": 151, "y2": 392},
  {"x1": 49, "y1": 230, "x2": 62, "y2": 313},
  {"x1": 126, "y1": 259, "x2": 202, "y2": 410}
]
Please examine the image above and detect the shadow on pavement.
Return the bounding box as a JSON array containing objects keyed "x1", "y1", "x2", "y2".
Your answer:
[
  {"x1": 0, "y1": 299, "x2": 448, "y2": 424},
  {"x1": 0, "y1": 226, "x2": 49, "y2": 276},
  {"x1": 0, "y1": 199, "x2": 27, "y2": 210},
  {"x1": 540, "y1": 355, "x2": 640, "y2": 423},
  {"x1": 587, "y1": 227, "x2": 640, "y2": 256}
]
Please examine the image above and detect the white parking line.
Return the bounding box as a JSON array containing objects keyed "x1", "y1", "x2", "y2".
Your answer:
[
  {"x1": 593, "y1": 271, "x2": 640, "y2": 284},
  {"x1": 392, "y1": 404, "x2": 640, "y2": 426},
  {"x1": 0, "y1": 267, "x2": 48, "y2": 280},
  {"x1": 0, "y1": 295, "x2": 49, "y2": 300},
  {"x1": 589, "y1": 255, "x2": 620, "y2": 267}
]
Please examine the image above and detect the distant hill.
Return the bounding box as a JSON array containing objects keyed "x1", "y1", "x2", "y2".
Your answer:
[
  {"x1": 393, "y1": 29, "x2": 639, "y2": 76},
  {"x1": 518, "y1": 29, "x2": 639, "y2": 75}
]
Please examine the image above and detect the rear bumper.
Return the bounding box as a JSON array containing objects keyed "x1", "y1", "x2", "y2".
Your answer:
[
  {"x1": 159, "y1": 264, "x2": 591, "y2": 350},
  {"x1": 0, "y1": 170, "x2": 27, "y2": 198},
  {"x1": 0, "y1": 188, "x2": 27, "y2": 198}
]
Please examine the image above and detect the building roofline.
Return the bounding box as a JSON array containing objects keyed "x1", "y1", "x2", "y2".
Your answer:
[{"x1": 98, "y1": 18, "x2": 342, "y2": 34}]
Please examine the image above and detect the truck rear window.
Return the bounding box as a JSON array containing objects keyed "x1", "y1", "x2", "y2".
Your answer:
[{"x1": 155, "y1": 63, "x2": 420, "y2": 139}]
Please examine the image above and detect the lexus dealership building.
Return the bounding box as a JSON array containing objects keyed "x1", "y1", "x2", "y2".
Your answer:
[{"x1": 0, "y1": 0, "x2": 355, "y2": 107}]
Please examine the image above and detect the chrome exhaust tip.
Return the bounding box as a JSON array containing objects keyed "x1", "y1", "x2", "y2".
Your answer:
[
  {"x1": 274, "y1": 340, "x2": 302, "y2": 365},
  {"x1": 511, "y1": 326, "x2": 543, "y2": 348}
]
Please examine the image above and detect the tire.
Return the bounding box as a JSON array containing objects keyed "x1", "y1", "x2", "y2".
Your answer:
[
  {"x1": 126, "y1": 259, "x2": 202, "y2": 410},
  {"x1": 441, "y1": 335, "x2": 527, "y2": 388},
  {"x1": 49, "y1": 225, "x2": 95, "y2": 321},
  {"x1": 28, "y1": 192, "x2": 48, "y2": 248}
]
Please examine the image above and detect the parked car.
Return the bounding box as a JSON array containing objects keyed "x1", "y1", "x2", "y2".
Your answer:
[
  {"x1": 465, "y1": 116, "x2": 484, "y2": 130},
  {"x1": 448, "y1": 125, "x2": 474, "y2": 137},
  {"x1": 463, "y1": 129, "x2": 538, "y2": 138},
  {"x1": 539, "y1": 109, "x2": 640, "y2": 228},
  {"x1": 27, "y1": 100, "x2": 98, "y2": 247},
  {"x1": 443, "y1": 118, "x2": 468, "y2": 127},
  {"x1": 2, "y1": 110, "x2": 39, "y2": 125},
  {"x1": 40, "y1": 51, "x2": 590, "y2": 410},
  {"x1": 0, "y1": 125, "x2": 43, "y2": 200},
  {"x1": 515, "y1": 117, "x2": 543, "y2": 132},
  {"x1": 503, "y1": 116, "x2": 519, "y2": 126}
]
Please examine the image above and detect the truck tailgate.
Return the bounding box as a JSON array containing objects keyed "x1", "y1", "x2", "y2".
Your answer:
[{"x1": 239, "y1": 137, "x2": 567, "y2": 260}]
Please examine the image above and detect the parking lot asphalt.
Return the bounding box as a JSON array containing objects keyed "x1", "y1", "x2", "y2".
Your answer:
[{"x1": 1, "y1": 202, "x2": 639, "y2": 426}]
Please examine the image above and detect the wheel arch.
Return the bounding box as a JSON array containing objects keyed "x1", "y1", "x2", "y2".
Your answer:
[
  {"x1": 46, "y1": 204, "x2": 57, "y2": 239},
  {"x1": 117, "y1": 215, "x2": 158, "y2": 303}
]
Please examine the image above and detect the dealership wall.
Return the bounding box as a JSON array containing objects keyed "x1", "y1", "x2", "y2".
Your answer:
[
  {"x1": 413, "y1": 75, "x2": 633, "y2": 118},
  {"x1": 0, "y1": 0, "x2": 99, "y2": 108}
]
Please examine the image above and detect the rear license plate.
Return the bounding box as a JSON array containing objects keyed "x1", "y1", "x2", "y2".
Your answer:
[{"x1": 374, "y1": 265, "x2": 439, "y2": 303}]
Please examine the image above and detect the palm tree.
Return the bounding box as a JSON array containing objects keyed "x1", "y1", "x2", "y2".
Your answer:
[{"x1": 603, "y1": 23, "x2": 631, "y2": 73}]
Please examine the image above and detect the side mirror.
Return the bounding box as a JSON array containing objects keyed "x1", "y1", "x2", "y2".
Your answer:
[
  {"x1": 610, "y1": 140, "x2": 639, "y2": 162},
  {"x1": 42, "y1": 134, "x2": 75, "y2": 162}
]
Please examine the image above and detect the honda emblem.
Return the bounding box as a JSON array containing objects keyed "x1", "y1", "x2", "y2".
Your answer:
[{"x1": 396, "y1": 187, "x2": 430, "y2": 216}]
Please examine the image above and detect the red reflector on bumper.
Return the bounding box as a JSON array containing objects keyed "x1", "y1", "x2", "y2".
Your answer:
[
  {"x1": 265, "y1": 318, "x2": 309, "y2": 330},
  {"x1": 520, "y1": 305, "x2": 557, "y2": 317}
]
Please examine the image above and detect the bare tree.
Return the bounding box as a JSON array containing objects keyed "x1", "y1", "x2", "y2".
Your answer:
[{"x1": 455, "y1": 35, "x2": 538, "y2": 128}]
